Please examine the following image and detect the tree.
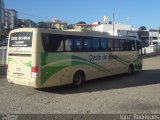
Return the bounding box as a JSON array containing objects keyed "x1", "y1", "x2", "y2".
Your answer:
[
  {"x1": 76, "y1": 21, "x2": 86, "y2": 24},
  {"x1": 139, "y1": 26, "x2": 147, "y2": 31},
  {"x1": 158, "y1": 27, "x2": 160, "y2": 33},
  {"x1": 67, "y1": 24, "x2": 75, "y2": 29},
  {"x1": 17, "y1": 20, "x2": 25, "y2": 28},
  {"x1": 36, "y1": 22, "x2": 48, "y2": 28}
]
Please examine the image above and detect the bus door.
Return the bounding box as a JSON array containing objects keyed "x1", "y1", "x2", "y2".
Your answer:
[{"x1": 136, "y1": 40, "x2": 143, "y2": 59}]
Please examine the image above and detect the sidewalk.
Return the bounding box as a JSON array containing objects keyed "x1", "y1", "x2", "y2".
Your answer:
[{"x1": 143, "y1": 55, "x2": 160, "y2": 70}]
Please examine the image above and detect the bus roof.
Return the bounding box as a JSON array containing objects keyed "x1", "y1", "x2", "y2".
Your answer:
[{"x1": 10, "y1": 28, "x2": 140, "y2": 41}]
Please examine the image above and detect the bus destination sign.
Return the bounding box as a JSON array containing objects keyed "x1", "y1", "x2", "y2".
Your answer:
[{"x1": 9, "y1": 32, "x2": 32, "y2": 47}]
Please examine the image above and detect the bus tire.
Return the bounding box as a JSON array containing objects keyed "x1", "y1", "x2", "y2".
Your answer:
[
  {"x1": 128, "y1": 65, "x2": 134, "y2": 75},
  {"x1": 73, "y1": 71, "x2": 85, "y2": 87}
]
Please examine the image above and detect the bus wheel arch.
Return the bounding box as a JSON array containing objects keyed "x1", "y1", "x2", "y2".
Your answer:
[
  {"x1": 128, "y1": 64, "x2": 134, "y2": 75},
  {"x1": 73, "y1": 70, "x2": 85, "y2": 87}
]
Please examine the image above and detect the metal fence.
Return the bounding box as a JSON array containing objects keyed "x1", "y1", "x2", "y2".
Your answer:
[
  {"x1": 154, "y1": 45, "x2": 160, "y2": 53},
  {"x1": 0, "y1": 47, "x2": 7, "y2": 75},
  {"x1": 0, "y1": 46, "x2": 7, "y2": 66},
  {"x1": 142, "y1": 45, "x2": 160, "y2": 55}
]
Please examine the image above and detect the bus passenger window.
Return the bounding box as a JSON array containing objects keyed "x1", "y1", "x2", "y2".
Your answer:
[
  {"x1": 71, "y1": 38, "x2": 82, "y2": 51},
  {"x1": 123, "y1": 40, "x2": 136, "y2": 51},
  {"x1": 65, "y1": 39, "x2": 72, "y2": 51},
  {"x1": 100, "y1": 38, "x2": 108, "y2": 51},
  {"x1": 114, "y1": 39, "x2": 120, "y2": 51},
  {"x1": 136, "y1": 41, "x2": 142, "y2": 51},
  {"x1": 92, "y1": 38, "x2": 100, "y2": 50},
  {"x1": 83, "y1": 38, "x2": 92, "y2": 51},
  {"x1": 129, "y1": 40, "x2": 136, "y2": 51},
  {"x1": 119, "y1": 40, "x2": 124, "y2": 51},
  {"x1": 108, "y1": 39, "x2": 114, "y2": 51},
  {"x1": 41, "y1": 34, "x2": 64, "y2": 52},
  {"x1": 123, "y1": 40, "x2": 131, "y2": 51}
]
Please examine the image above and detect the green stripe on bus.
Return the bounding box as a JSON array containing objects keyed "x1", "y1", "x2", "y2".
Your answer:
[
  {"x1": 41, "y1": 61, "x2": 98, "y2": 85},
  {"x1": 112, "y1": 55, "x2": 142, "y2": 69},
  {"x1": 41, "y1": 53, "x2": 111, "y2": 85},
  {"x1": 8, "y1": 57, "x2": 32, "y2": 67},
  {"x1": 41, "y1": 53, "x2": 111, "y2": 73}
]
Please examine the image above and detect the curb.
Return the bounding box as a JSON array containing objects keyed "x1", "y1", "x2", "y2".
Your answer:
[{"x1": 143, "y1": 52, "x2": 160, "y2": 58}]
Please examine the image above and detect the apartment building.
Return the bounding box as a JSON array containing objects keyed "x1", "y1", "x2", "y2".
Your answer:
[
  {"x1": 138, "y1": 29, "x2": 160, "y2": 47},
  {"x1": 149, "y1": 29, "x2": 160, "y2": 46},
  {"x1": 75, "y1": 24, "x2": 98, "y2": 31},
  {"x1": 17, "y1": 19, "x2": 36, "y2": 28},
  {"x1": 95, "y1": 16, "x2": 132, "y2": 35},
  {"x1": 117, "y1": 30, "x2": 138, "y2": 38},
  {"x1": 4, "y1": 9, "x2": 18, "y2": 35},
  {"x1": 50, "y1": 18, "x2": 67, "y2": 30},
  {"x1": 0, "y1": 0, "x2": 5, "y2": 37},
  {"x1": 51, "y1": 21, "x2": 67, "y2": 30}
]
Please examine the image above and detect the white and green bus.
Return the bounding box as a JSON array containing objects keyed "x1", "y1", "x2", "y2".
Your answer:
[{"x1": 7, "y1": 28, "x2": 142, "y2": 88}]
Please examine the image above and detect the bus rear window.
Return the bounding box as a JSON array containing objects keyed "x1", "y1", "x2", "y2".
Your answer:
[{"x1": 9, "y1": 32, "x2": 32, "y2": 47}]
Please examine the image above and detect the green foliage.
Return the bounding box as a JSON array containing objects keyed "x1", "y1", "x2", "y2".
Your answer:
[
  {"x1": 76, "y1": 21, "x2": 86, "y2": 24},
  {"x1": 139, "y1": 26, "x2": 147, "y2": 31}
]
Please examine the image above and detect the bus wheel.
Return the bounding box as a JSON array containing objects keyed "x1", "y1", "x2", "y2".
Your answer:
[
  {"x1": 73, "y1": 71, "x2": 85, "y2": 87},
  {"x1": 128, "y1": 65, "x2": 134, "y2": 75}
]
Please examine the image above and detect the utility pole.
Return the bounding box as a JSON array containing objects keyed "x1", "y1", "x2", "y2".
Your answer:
[{"x1": 113, "y1": 13, "x2": 115, "y2": 36}]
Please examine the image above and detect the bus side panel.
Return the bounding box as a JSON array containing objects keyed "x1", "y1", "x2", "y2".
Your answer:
[
  {"x1": 39, "y1": 52, "x2": 114, "y2": 87},
  {"x1": 111, "y1": 51, "x2": 142, "y2": 74},
  {"x1": 40, "y1": 52, "x2": 87, "y2": 87},
  {"x1": 40, "y1": 52, "x2": 62, "y2": 87},
  {"x1": 62, "y1": 52, "x2": 113, "y2": 83},
  {"x1": 111, "y1": 51, "x2": 137, "y2": 74}
]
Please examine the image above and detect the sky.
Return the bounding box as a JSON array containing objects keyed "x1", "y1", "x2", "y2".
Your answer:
[{"x1": 5, "y1": 0, "x2": 160, "y2": 29}]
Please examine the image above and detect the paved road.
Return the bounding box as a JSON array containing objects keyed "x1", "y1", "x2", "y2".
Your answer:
[{"x1": 0, "y1": 56, "x2": 160, "y2": 114}]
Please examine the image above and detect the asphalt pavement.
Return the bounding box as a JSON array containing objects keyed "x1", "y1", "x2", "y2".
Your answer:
[{"x1": 0, "y1": 55, "x2": 160, "y2": 114}]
